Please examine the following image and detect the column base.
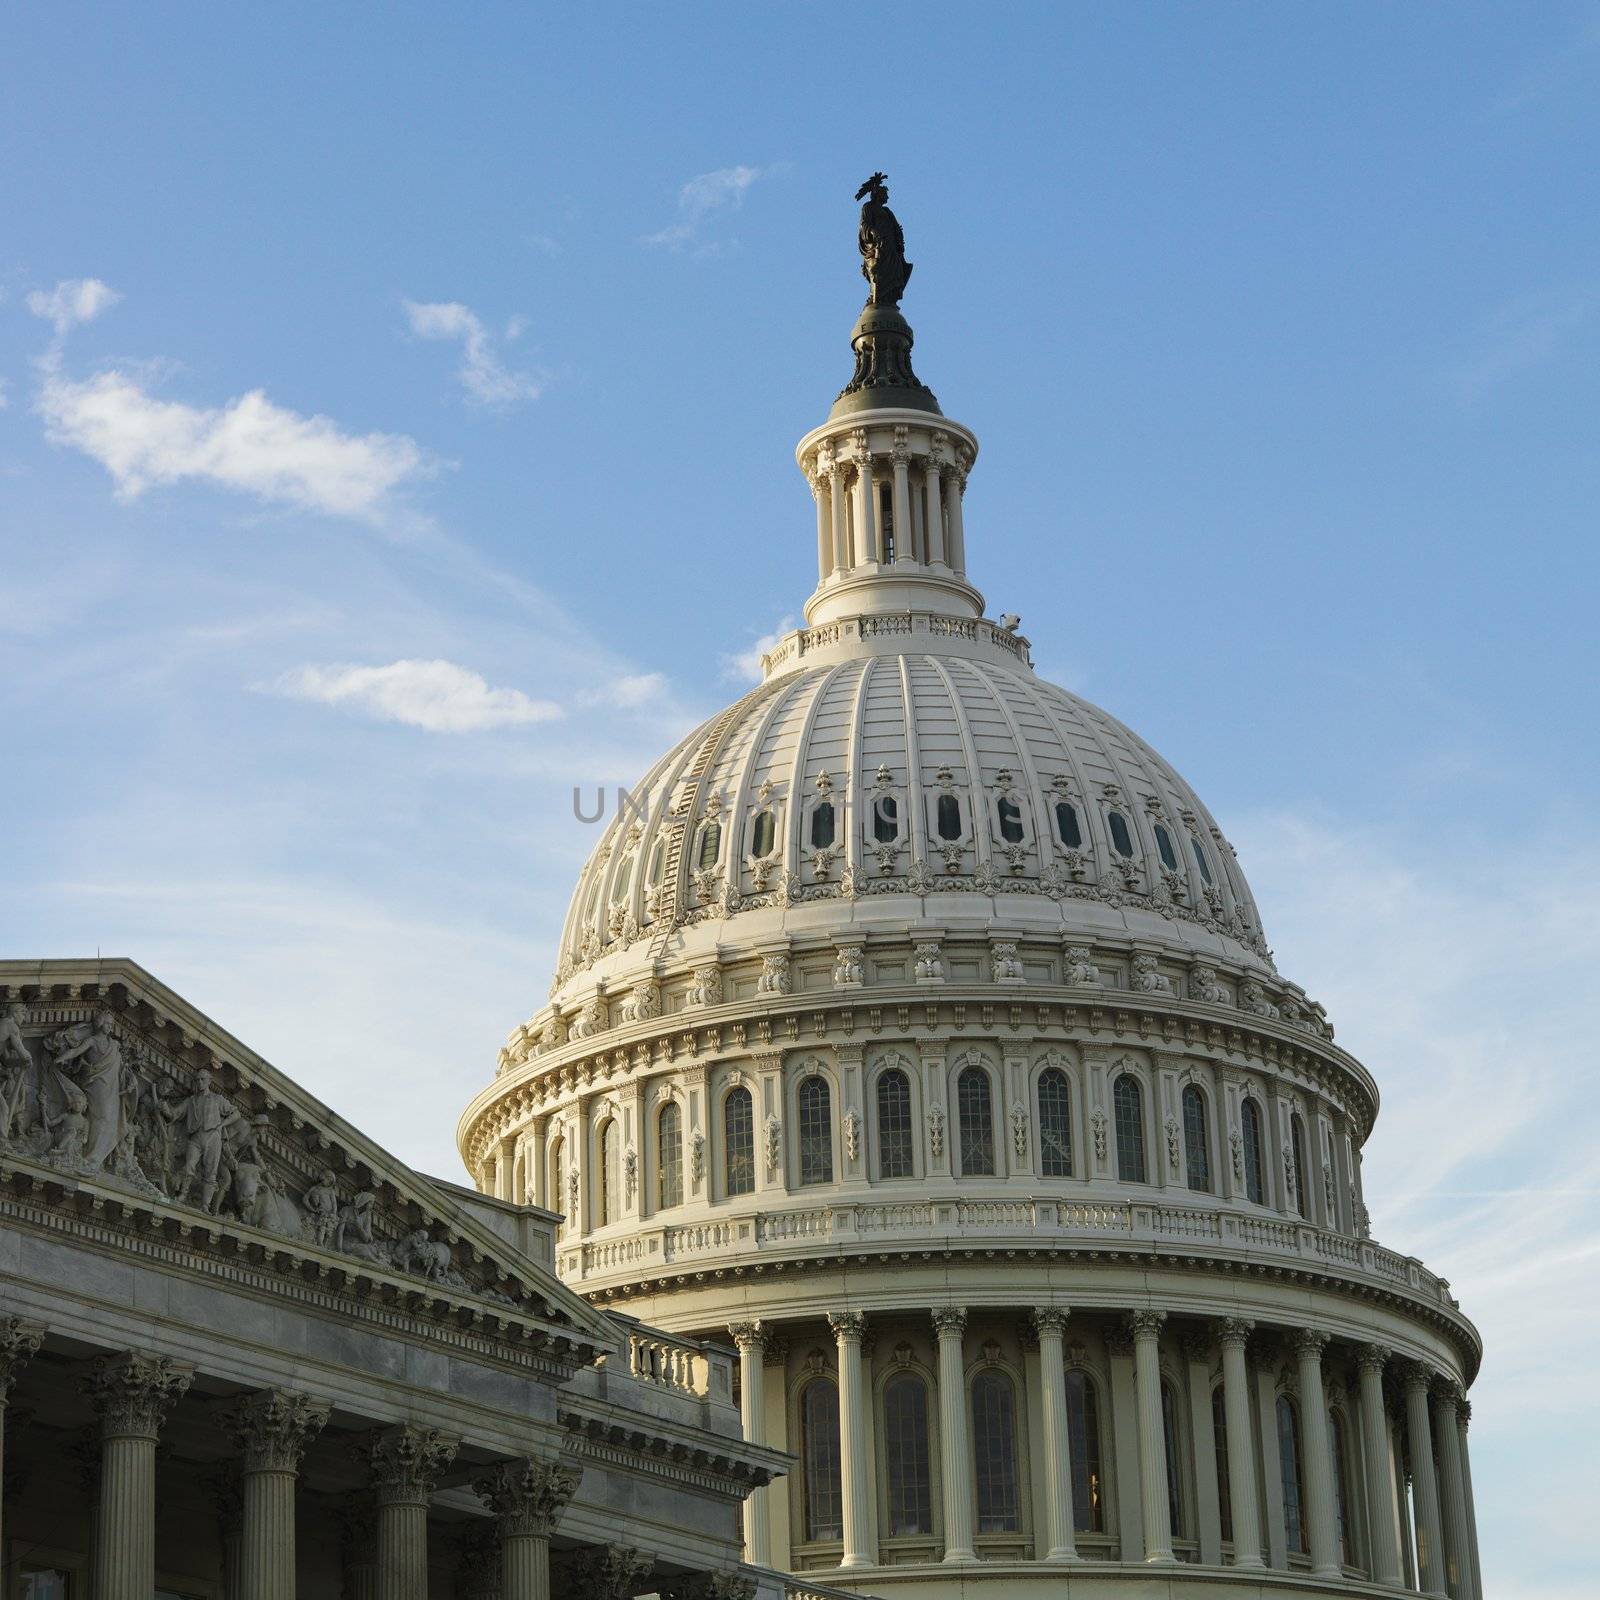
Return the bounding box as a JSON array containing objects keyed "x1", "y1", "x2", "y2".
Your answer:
[
  {"x1": 1232, "y1": 1556, "x2": 1269, "y2": 1571},
  {"x1": 1143, "y1": 1551, "x2": 1177, "y2": 1564},
  {"x1": 1314, "y1": 1566, "x2": 1344, "y2": 1581},
  {"x1": 838, "y1": 1555, "x2": 872, "y2": 1570},
  {"x1": 942, "y1": 1548, "x2": 977, "y2": 1563},
  {"x1": 1044, "y1": 1548, "x2": 1083, "y2": 1562}
]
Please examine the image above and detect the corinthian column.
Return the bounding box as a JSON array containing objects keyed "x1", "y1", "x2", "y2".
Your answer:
[
  {"x1": 811, "y1": 474, "x2": 832, "y2": 582},
  {"x1": 1030, "y1": 1307, "x2": 1079, "y2": 1561},
  {"x1": 1401, "y1": 1366, "x2": 1446, "y2": 1596},
  {"x1": 923, "y1": 459, "x2": 946, "y2": 565},
  {"x1": 827, "y1": 1311, "x2": 873, "y2": 1568},
  {"x1": 1357, "y1": 1345, "x2": 1404, "y2": 1586},
  {"x1": 362, "y1": 1424, "x2": 461, "y2": 1600},
  {"x1": 220, "y1": 1388, "x2": 330, "y2": 1600},
  {"x1": 1216, "y1": 1319, "x2": 1264, "y2": 1569},
  {"x1": 474, "y1": 1457, "x2": 582, "y2": 1600},
  {"x1": 1292, "y1": 1330, "x2": 1341, "y2": 1579},
  {"x1": 1431, "y1": 1381, "x2": 1473, "y2": 1600},
  {"x1": 829, "y1": 467, "x2": 849, "y2": 572},
  {"x1": 932, "y1": 1306, "x2": 975, "y2": 1562},
  {"x1": 728, "y1": 1321, "x2": 771, "y2": 1565},
  {"x1": 1455, "y1": 1401, "x2": 1482, "y2": 1600},
  {"x1": 1128, "y1": 1311, "x2": 1173, "y2": 1563},
  {"x1": 0, "y1": 1319, "x2": 44, "y2": 1559},
  {"x1": 83, "y1": 1350, "x2": 195, "y2": 1600}
]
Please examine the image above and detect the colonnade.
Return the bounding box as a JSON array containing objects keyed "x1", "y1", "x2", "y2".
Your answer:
[
  {"x1": 809, "y1": 444, "x2": 967, "y2": 583},
  {"x1": 729, "y1": 1307, "x2": 1482, "y2": 1597}
]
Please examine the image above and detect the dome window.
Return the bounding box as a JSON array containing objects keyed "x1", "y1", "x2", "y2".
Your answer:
[
  {"x1": 997, "y1": 796, "x2": 1025, "y2": 844},
  {"x1": 876, "y1": 1067, "x2": 915, "y2": 1179},
  {"x1": 724, "y1": 1086, "x2": 754, "y2": 1197},
  {"x1": 873, "y1": 794, "x2": 900, "y2": 843},
  {"x1": 1113, "y1": 1073, "x2": 1146, "y2": 1182},
  {"x1": 749, "y1": 809, "x2": 777, "y2": 859},
  {"x1": 884, "y1": 1373, "x2": 932, "y2": 1535},
  {"x1": 1154, "y1": 824, "x2": 1179, "y2": 873},
  {"x1": 1065, "y1": 1371, "x2": 1104, "y2": 1533},
  {"x1": 1055, "y1": 801, "x2": 1082, "y2": 849},
  {"x1": 1038, "y1": 1067, "x2": 1073, "y2": 1177},
  {"x1": 658, "y1": 1101, "x2": 684, "y2": 1210},
  {"x1": 936, "y1": 793, "x2": 962, "y2": 841},
  {"x1": 1289, "y1": 1114, "x2": 1309, "y2": 1218},
  {"x1": 957, "y1": 1064, "x2": 996, "y2": 1177},
  {"x1": 798, "y1": 1075, "x2": 834, "y2": 1186},
  {"x1": 646, "y1": 838, "x2": 666, "y2": 887},
  {"x1": 1190, "y1": 833, "x2": 1213, "y2": 885},
  {"x1": 695, "y1": 819, "x2": 722, "y2": 871},
  {"x1": 1107, "y1": 810, "x2": 1135, "y2": 859},
  {"x1": 973, "y1": 1370, "x2": 1021, "y2": 1533},
  {"x1": 810, "y1": 801, "x2": 836, "y2": 850},
  {"x1": 802, "y1": 1378, "x2": 844, "y2": 1541},
  {"x1": 1182, "y1": 1084, "x2": 1211, "y2": 1193},
  {"x1": 611, "y1": 858, "x2": 633, "y2": 904},
  {"x1": 1241, "y1": 1098, "x2": 1267, "y2": 1205}
]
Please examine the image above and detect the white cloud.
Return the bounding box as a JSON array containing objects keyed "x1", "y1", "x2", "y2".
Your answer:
[
  {"x1": 403, "y1": 300, "x2": 542, "y2": 407},
  {"x1": 35, "y1": 367, "x2": 429, "y2": 521},
  {"x1": 720, "y1": 615, "x2": 792, "y2": 683},
  {"x1": 645, "y1": 164, "x2": 769, "y2": 251},
  {"x1": 273, "y1": 658, "x2": 563, "y2": 733},
  {"x1": 588, "y1": 671, "x2": 669, "y2": 710},
  {"x1": 26, "y1": 277, "x2": 123, "y2": 335}
]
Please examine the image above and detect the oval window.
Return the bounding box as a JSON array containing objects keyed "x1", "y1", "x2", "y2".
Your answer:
[
  {"x1": 611, "y1": 858, "x2": 633, "y2": 903},
  {"x1": 997, "y1": 796, "x2": 1025, "y2": 844},
  {"x1": 937, "y1": 794, "x2": 962, "y2": 841},
  {"x1": 811, "y1": 801, "x2": 836, "y2": 850},
  {"x1": 1055, "y1": 801, "x2": 1082, "y2": 849},
  {"x1": 696, "y1": 820, "x2": 721, "y2": 870},
  {"x1": 646, "y1": 837, "x2": 666, "y2": 887},
  {"x1": 1190, "y1": 834, "x2": 1213, "y2": 885},
  {"x1": 1154, "y1": 824, "x2": 1178, "y2": 872},
  {"x1": 873, "y1": 793, "x2": 899, "y2": 842},
  {"x1": 1107, "y1": 811, "x2": 1134, "y2": 858},
  {"x1": 750, "y1": 809, "x2": 776, "y2": 859}
]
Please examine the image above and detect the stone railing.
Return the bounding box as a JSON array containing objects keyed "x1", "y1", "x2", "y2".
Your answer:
[
  {"x1": 563, "y1": 1197, "x2": 1464, "y2": 1326},
  {"x1": 759, "y1": 610, "x2": 1031, "y2": 678},
  {"x1": 596, "y1": 1314, "x2": 736, "y2": 1409}
]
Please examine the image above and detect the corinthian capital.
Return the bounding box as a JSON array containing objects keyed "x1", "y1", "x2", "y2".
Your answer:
[
  {"x1": 83, "y1": 1350, "x2": 194, "y2": 1440},
  {"x1": 1431, "y1": 1375, "x2": 1464, "y2": 1408},
  {"x1": 1357, "y1": 1341, "x2": 1391, "y2": 1374},
  {"x1": 931, "y1": 1306, "x2": 968, "y2": 1339},
  {"x1": 1215, "y1": 1317, "x2": 1255, "y2": 1349},
  {"x1": 220, "y1": 1387, "x2": 330, "y2": 1473},
  {"x1": 827, "y1": 1311, "x2": 867, "y2": 1342},
  {"x1": 1291, "y1": 1327, "x2": 1331, "y2": 1363},
  {"x1": 559, "y1": 1544, "x2": 653, "y2": 1600},
  {"x1": 726, "y1": 1320, "x2": 769, "y2": 1354},
  {"x1": 1030, "y1": 1306, "x2": 1070, "y2": 1339},
  {"x1": 0, "y1": 1318, "x2": 44, "y2": 1400},
  {"x1": 360, "y1": 1423, "x2": 460, "y2": 1506},
  {"x1": 1127, "y1": 1309, "x2": 1167, "y2": 1342},
  {"x1": 473, "y1": 1456, "x2": 582, "y2": 1536}
]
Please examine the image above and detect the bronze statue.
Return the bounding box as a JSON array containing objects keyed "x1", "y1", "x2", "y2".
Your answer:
[{"x1": 855, "y1": 172, "x2": 912, "y2": 307}]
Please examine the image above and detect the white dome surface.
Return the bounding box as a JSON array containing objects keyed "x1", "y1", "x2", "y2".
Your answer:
[{"x1": 553, "y1": 624, "x2": 1273, "y2": 1005}]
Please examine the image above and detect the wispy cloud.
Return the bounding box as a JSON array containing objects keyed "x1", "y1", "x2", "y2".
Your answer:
[
  {"x1": 645, "y1": 164, "x2": 770, "y2": 252},
  {"x1": 403, "y1": 300, "x2": 543, "y2": 407},
  {"x1": 272, "y1": 658, "x2": 563, "y2": 732},
  {"x1": 26, "y1": 277, "x2": 122, "y2": 335},
  {"x1": 1451, "y1": 285, "x2": 1600, "y2": 399},
  {"x1": 35, "y1": 366, "x2": 431, "y2": 521},
  {"x1": 720, "y1": 615, "x2": 792, "y2": 683}
]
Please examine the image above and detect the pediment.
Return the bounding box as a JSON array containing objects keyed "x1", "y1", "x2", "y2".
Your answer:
[{"x1": 0, "y1": 959, "x2": 615, "y2": 1364}]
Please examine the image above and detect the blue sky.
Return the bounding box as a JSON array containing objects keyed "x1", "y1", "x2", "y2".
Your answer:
[{"x1": 3, "y1": 4, "x2": 1598, "y2": 1590}]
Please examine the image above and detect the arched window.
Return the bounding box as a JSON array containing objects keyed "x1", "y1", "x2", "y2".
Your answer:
[
  {"x1": 997, "y1": 796, "x2": 1025, "y2": 843},
  {"x1": 1277, "y1": 1395, "x2": 1306, "y2": 1555},
  {"x1": 1331, "y1": 1409, "x2": 1355, "y2": 1568},
  {"x1": 1107, "y1": 810, "x2": 1135, "y2": 858},
  {"x1": 1064, "y1": 1369, "x2": 1104, "y2": 1532},
  {"x1": 1161, "y1": 1380, "x2": 1185, "y2": 1538},
  {"x1": 958, "y1": 1065, "x2": 996, "y2": 1177},
  {"x1": 798, "y1": 1076, "x2": 833, "y2": 1186},
  {"x1": 1055, "y1": 800, "x2": 1082, "y2": 849},
  {"x1": 550, "y1": 1135, "x2": 566, "y2": 1237},
  {"x1": 646, "y1": 836, "x2": 666, "y2": 886},
  {"x1": 1241, "y1": 1097, "x2": 1267, "y2": 1205},
  {"x1": 1190, "y1": 833, "x2": 1213, "y2": 885},
  {"x1": 810, "y1": 801, "x2": 836, "y2": 850},
  {"x1": 972, "y1": 1370, "x2": 1020, "y2": 1532},
  {"x1": 875, "y1": 1068, "x2": 915, "y2": 1179},
  {"x1": 598, "y1": 1118, "x2": 621, "y2": 1226},
  {"x1": 1290, "y1": 1115, "x2": 1309, "y2": 1217},
  {"x1": 657, "y1": 1101, "x2": 683, "y2": 1209},
  {"x1": 750, "y1": 809, "x2": 776, "y2": 859},
  {"x1": 724, "y1": 1086, "x2": 754, "y2": 1197},
  {"x1": 883, "y1": 1373, "x2": 933, "y2": 1536},
  {"x1": 1038, "y1": 1067, "x2": 1073, "y2": 1178},
  {"x1": 1182, "y1": 1084, "x2": 1211, "y2": 1193},
  {"x1": 936, "y1": 793, "x2": 962, "y2": 841},
  {"x1": 1114, "y1": 1073, "x2": 1146, "y2": 1183},
  {"x1": 873, "y1": 794, "x2": 899, "y2": 843},
  {"x1": 1211, "y1": 1385, "x2": 1233, "y2": 1543},
  {"x1": 696, "y1": 819, "x2": 721, "y2": 871},
  {"x1": 611, "y1": 857, "x2": 633, "y2": 904},
  {"x1": 802, "y1": 1378, "x2": 843, "y2": 1542},
  {"x1": 1154, "y1": 824, "x2": 1179, "y2": 872}
]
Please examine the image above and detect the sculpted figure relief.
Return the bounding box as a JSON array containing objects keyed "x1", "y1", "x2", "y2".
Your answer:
[
  {"x1": 0, "y1": 1003, "x2": 31, "y2": 1140},
  {"x1": 165, "y1": 1068, "x2": 246, "y2": 1213},
  {"x1": 1131, "y1": 954, "x2": 1174, "y2": 995},
  {"x1": 855, "y1": 172, "x2": 912, "y2": 308}
]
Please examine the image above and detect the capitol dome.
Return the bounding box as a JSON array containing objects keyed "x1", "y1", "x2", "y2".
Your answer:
[{"x1": 460, "y1": 181, "x2": 1481, "y2": 1600}]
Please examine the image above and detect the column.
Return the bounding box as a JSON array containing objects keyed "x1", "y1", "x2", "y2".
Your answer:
[
  {"x1": 812, "y1": 474, "x2": 832, "y2": 582},
  {"x1": 0, "y1": 1319, "x2": 44, "y2": 1559},
  {"x1": 855, "y1": 456, "x2": 879, "y2": 563},
  {"x1": 1128, "y1": 1311, "x2": 1174, "y2": 1563},
  {"x1": 829, "y1": 467, "x2": 849, "y2": 572},
  {"x1": 923, "y1": 459, "x2": 946, "y2": 565},
  {"x1": 362, "y1": 1424, "x2": 461, "y2": 1600},
  {"x1": 340, "y1": 1500, "x2": 380, "y2": 1600},
  {"x1": 83, "y1": 1350, "x2": 195, "y2": 1600},
  {"x1": 1455, "y1": 1402, "x2": 1482, "y2": 1600},
  {"x1": 1252, "y1": 1337, "x2": 1288, "y2": 1569},
  {"x1": 71, "y1": 1432, "x2": 104, "y2": 1596},
  {"x1": 1431, "y1": 1381, "x2": 1473, "y2": 1600},
  {"x1": 944, "y1": 466, "x2": 966, "y2": 572},
  {"x1": 728, "y1": 1322, "x2": 772, "y2": 1565},
  {"x1": 890, "y1": 448, "x2": 912, "y2": 562},
  {"x1": 827, "y1": 1312, "x2": 873, "y2": 1568},
  {"x1": 221, "y1": 1387, "x2": 330, "y2": 1600},
  {"x1": 1217, "y1": 1320, "x2": 1265, "y2": 1569},
  {"x1": 1105, "y1": 1324, "x2": 1144, "y2": 1560},
  {"x1": 1292, "y1": 1330, "x2": 1342, "y2": 1579},
  {"x1": 1030, "y1": 1308, "x2": 1079, "y2": 1561},
  {"x1": 1357, "y1": 1345, "x2": 1404, "y2": 1586},
  {"x1": 932, "y1": 1306, "x2": 975, "y2": 1562},
  {"x1": 474, "y1": 1457, "x2": 582, "y2": 1600},
  {"x1": 1401, "y1": 1366, "x2": 1446, "y2": 1596}
]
